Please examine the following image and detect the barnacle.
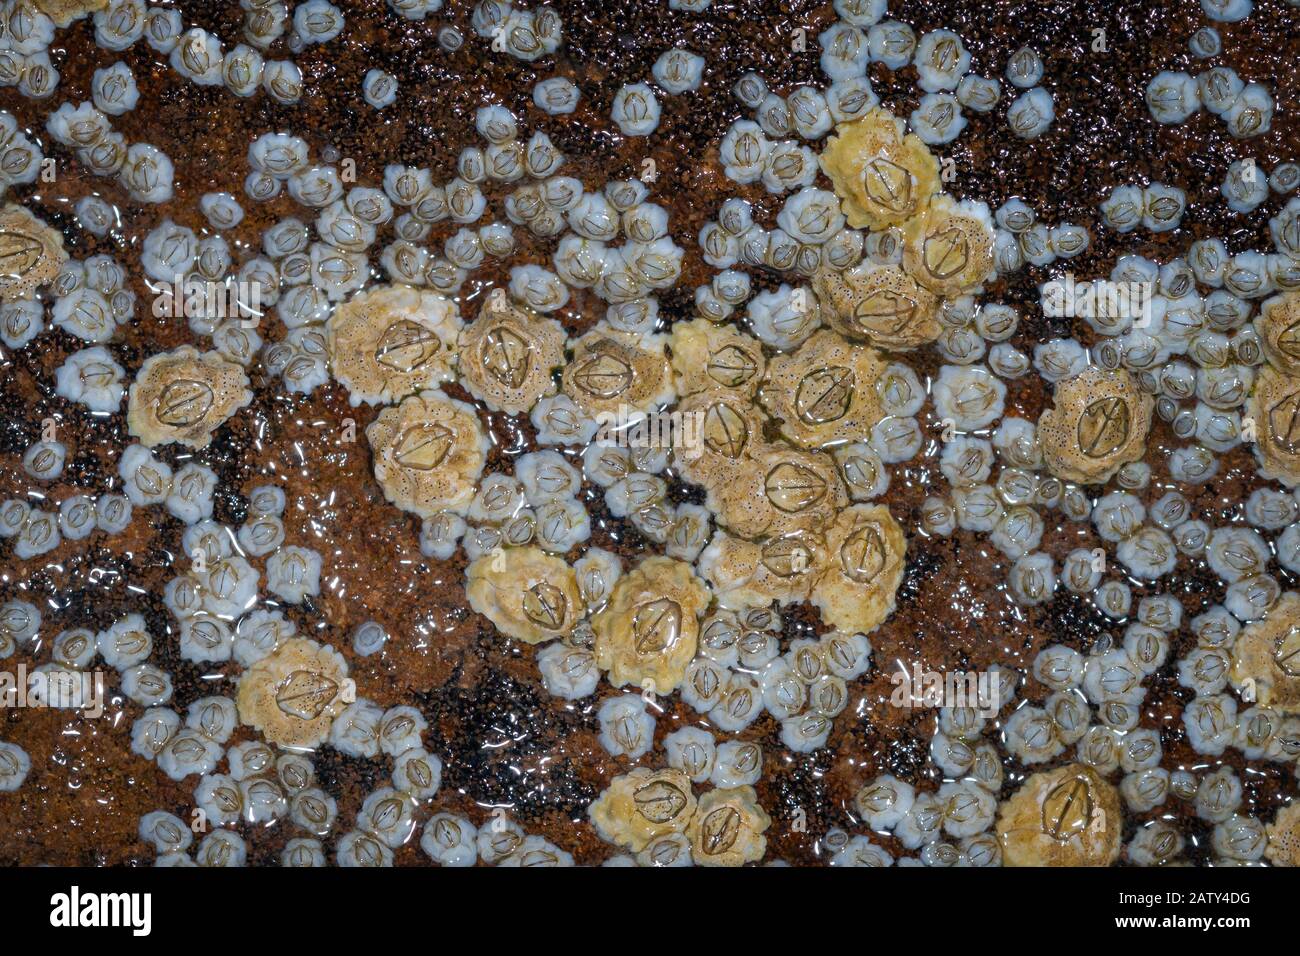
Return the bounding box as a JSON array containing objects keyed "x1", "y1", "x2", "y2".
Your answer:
[
  {"x1": 236, "y1": 638, "x2": 350, "y2": 751},
  {"x1": 668, "y1": 318, "x2": 766, "y2": 399},
  {"x1": 1245, "y1": 365, "x2": 1300, "y2": 487},
  {"x1": 1037, "y1": 367, "x2": 1153, "y2": 484},
  {"x1": 1256, "y1": 292, "x2": 1300, "y2": 377},
  {"x1": 818, "y1": 107, "x2": 940, "y2": 230},
  {"x1": 0, "y1": 203, "x2": 66, "y2": 299},
  {"x1": 1230, "y1": 591, "x2": 1300, "y2": 713},
  {"x1": 809, "y1": 503, "x2": 906, "y2": 634},
  {"x1": 127, "y1": 346, "x2": 253, "y2": 450},
  {"x1": 698, "y1": 527, "x2": 828, "y2": 607},
  {"x1": 326, "y1": 284, "x2": 462, "y2": 406},
  {"x1": 708, "y1": 443, "x2": 847, "y2": 540},
  {"x1": 812, "y1": 261, "x2": 941, "y2": 350},
  {"x1": 592, "y1": 556, "x2": 710, "y2": 692},
  {"x1": 996, "y1": 763, "x2": 1122, "y2": 866},
  {"x1": 466, "y1": 546, "x2": 583, "y2": 644},
  {"x1": 901, "y1": 194, "x2": 996, "y2": 297},
  {"x1": 686, "y1": 786, "x2": 771, "y2": 866},
  {"x1": 561, "y1": 325, "x2": 674, "y2": 417},
  {"x1": 758, "y1": 329, "x2": 887, "y2": 448},
  {"x1": 588, "y1": 768, "x2": 697, "y2": 851},
  {"x1": 457, "y1": 293, "x2": 565, "y2": 414},
  {"x1": 1266, "y1": 801, "x2": 1300, "y2": 866},
  {"x1": 366, "y1": 389, "x2": 489, "y2": 518}
]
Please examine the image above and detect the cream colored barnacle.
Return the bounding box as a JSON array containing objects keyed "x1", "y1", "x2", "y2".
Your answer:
[
  {"x1": 1037, "y1": 367, "x2": 1153, "y2": 485},
  {"x1": 687, "y1": 785, "x2": 771, "y2": 867},
  {"x1": 996, "y1": 763, "x2": 1121, "y2": 866},
  {"x1": 811, "y1": 261, "x2": 941, "y2": 350},
  {"x1": 235, "y1": 637, "x2": 350, "y2": 751},
  {"x1": 326, "y1": 283, "x2": 462, "y2": 406},
  {"x1": 1266, "y1": 801, "x2": 1300, "y2": 866},
  {"x1": 562, "y1": 325, "x2": 674, "y2": 418},
  {"x1": 673, "y1": 389, "x2": 768, "y2": 492},
  {"x1": 758, "y1": 329, "x2": 887, "y2": 448},
  {"x1": 592, "y1": 556, "x2": 709, "y2": 692},
  {"x1": 1230, "y1": 591, "x2": 1300, "y2": 713},
  {"x1": 458, "y1": 293, "x2": 566, "y2": 415},
  {"x1": 668, "y1": 318, "x2": 766, "y2": 399},
  {"x1": 1255, "y1": 292, "x2": 1300, "y2": 377},
  {"x1": 366, "y1": 389, "x2": 488, "y2": 518},
  {"x1": 818, "y1": 107, "x2": 940, "y2": 230},
  {"x1": 127, "y1": 346, "x2": 253, "y2": 450},
  {"x1": 698, "y1": 527, "x2": 828, "y2": 608},
  {"x1": 1248, "y1": 365, "x2": 1300, "y2": 487},
  {"x1": 810, "y1": 503, "x2": 905, "y2": 634},
  {"x1": 0, "y1": 203, "x2": 67, "y2": 300},
  {"x1": 709, "y1": 443, "x2": 846, "y2": 541},
  {"x1": 466, "y1": 546, "x2": 583, "y2": 645},
  {"x1": 588, "y1": 768, "x2": 697, "y2": 852},
  {"x1": 900, "y1": 194, "x2": 996, "y2": 297},
  {"x1": 34, "y1": 0, "x2": 108, "y2": 27}
]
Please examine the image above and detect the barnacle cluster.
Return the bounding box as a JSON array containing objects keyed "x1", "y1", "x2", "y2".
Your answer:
[{"x1": 2, "y1": 0, "x2": 1300, "y2": 876}]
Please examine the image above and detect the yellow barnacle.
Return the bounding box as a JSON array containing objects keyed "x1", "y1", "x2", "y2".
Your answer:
[
  {"x1": 562, "y1": 325, "x2": 675, "y2": 418},
  {"x1": 127, "y1": 345, "x2": 253, "y2": 450},
  {"x1": 458, "y1": 293, "x2": 566, "y2": 415},
  {"x1": 0, "y1": 203, "x2": 67, "y2": 300},
  {"x1": 997, "y1": 763, "x2": 1122, "y2": 866},
  {"x1": 466, "y1": 546, "x2": 583, "y2": 645},
  {"x1": 668, "y1": 317, "x2": 766, "y2": 399},
  {"x1": 1038, "y1": 367, "x2": 1154, "y2": 485},
  {"x1": 1230, "y1": 591, "x2": 1300, "y2": 713},
  {"x1": 236, "y1": 638, "x2": 350, "y2": 750},
  {"x1": 809, "y1": 503, "x2": 906, "y2": 634},
  {"x1": 687, "y1": 786, "x2": 771, "y2": 866},
  {"x1": 1247, "y1": 364, "x2": 1300, "y2": 487},
  {"x1": 811, "y1": 261, "x2": 941, "y2": 351},
  {"x1": 588, "y1": 768, "x2": 697, "y2": 852},
  {"x1": 1266, "y1": 801, "x2": 1300, "y2": 866},
  {"x1": 900, "y1": 194, "x2": 996, "y2": 297},
  {"x1": 818, "y1": 107, "x2": 940, "y2": 230}
]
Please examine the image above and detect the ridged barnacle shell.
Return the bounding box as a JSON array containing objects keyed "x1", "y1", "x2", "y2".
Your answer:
[
  {"x1": 809, "y1": 503, "x2": 905, "y2": 634},
  {"x1": 668, "y1": 318, "x2": 766, "y2": 399},
  {"x1": 34, "y1": 0, "x2": 107, "y2": 28},
  {"x1": 1265, "y1": 800, "x2": 1300, "y2": 866},
  {"x1": 561, "y1": 325, "x2": 675, "y2": 417},
  {"x1": 457, "y1": 293, "x2": 565, "y2": 415},
  {"x1": 758, "y1": 329, "x2": 887, "y2": 448},
  {"x1": 996, "y1": 763, "x2": 1121, "y2": 866},
  {"x1": 235, "y1": 637, "x2": 350, "y2": 750},
  {"x1": 127, "y1": 346, "x2": 253, "y2": 450},
  {"x1": 818, "y1": 107, "x2": 940, "y2": 230},
  {"x1": 1037, "y1": 367, "x2": 1153, "y2": 484},
  {"x1": 686, "y1": 785, "x2": 771, "y2": 866},
  {"x1": 672, "y1": 389, "x2": 768, "y2": 491},
  {"x1": 588, "y1": 768, "x2": 697, "y2": 851},
  {"x1": 0, "y1": 204, "x2": 67, "y2": 300},
  {"x1": 811, "y1": 261, "x2": 941, "y2": 350},
  {"x1": 900, "y1": 194, "x2": 996, "y2": 297},
  {"x1": 465, "y1": 546, "x2": 583, "y2": 644},
  {"x1": 1230, "y1": 591, "x2": 1300, "y2": 713},
  {"x1": 326, "y1": 283, "x2": 462, "y2": 406},
  {"x1": 1255, "y1": 292, "x2": 1300, "y2": 377},
  {"x1": 709, "y1": 443, "x2": 847, "y2": 540},
  {"x1": 1247, "y1": 365, "x2": 1300, "y2": 487},
  {"x1": 366, "y1": 389, "x2": 488, "y2": 517},
  {"x1": 697, "y1": 527, "x2": 828, "y2": 607},
  {"x1": 592, "y1": 556, "x2": 709, "y2": 692}
]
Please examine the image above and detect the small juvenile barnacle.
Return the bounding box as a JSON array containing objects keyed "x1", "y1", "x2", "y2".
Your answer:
[
  {"x1": 1006, "y1": 87, "x2": 1054, "y2": 139},
  {"x1": 808, "y1": 503, "x2": 905, "y2": 635},
  {"x1": 686, "y1": 786, "x2": 770, "y2": 867},
  {"x1": 910, "y1": 92, "x2": 967, "y2": 145},
  {"x1": 1146, "y1": 70, "x2": 1200, "y2": 124},
  {"x1": 611, "y1": 82, "x2": 660, "y2": 136},
  {"x1": 818, "y1": 107, "x2": 940, "y2": 230},
  {"x1": 758, "y1": 329, "x2": 886, "y2": 448},
  {"x1": 901, "y1": 194, "x2": 995, "y2": 297},
  {"x1": 126, "y1": 346, "x2": 251, "y2": 450},
  {"x1": 1037, "y1": 366, "x2": 1153, "y2": 484}
]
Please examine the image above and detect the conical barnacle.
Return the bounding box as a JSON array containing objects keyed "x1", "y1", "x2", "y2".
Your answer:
[
  {"x1": 1037, "y1": 367, "x2": 1153, "y2": 484},
  {"x1": 457, "y1": 293, "x2": 565, "y2": 415},
  {"x1": 900, "y1": 194, "x2": 995, "y2": 297},
  {"x1": 235, "y1": 637, "x2": 350, "y2": 751},
  {"x1": 592, "y1": 556, "x2": 710, "y2": 692},
  {"x1": 1229, "y1": 591, "x2": 1300, "y2": 713},
  {"x1": 34, "y1": 0, "x2": 107, "y2": 28},
  {"x1": 698, "y1": 527, "x2": 828, "y2": 607},
  {"x1": 1265, "y1": 800, "x2": 1300, "y2": 866},
  {"x1": 818, "y1": 107, "x2": 940, "y2": 230},
  {"x1": 588, "y1": 768, "x2": 697, "y2": 852},
  {"x1": 126, "y1": 346, "x2": 253, "y2": 450},
  {"x1": 672, "y1": 389, "x2": 769, "y2": 491},
  {"x1": 809, "y1": 503, "x2": 905, "y2": 634},
  {"x1": 366, "y1": 389, "x2": 488, "y2": 518},
  {"x1": 0, "y1": 203, "x2": 67, "y2": 300},
  {"x1": 668, "y1": 318, "x2": 766, "y2": 399},
  {"x1": 465, "y1": 546, "x2": 583, "y2": 644},
  {"x1": 811, "y1": 261, "x2": 941, "y2": 350},
  {"x1": 996, "y1": 763, "x2": 1121, "y2": 866},
  {"x1": 561, "y1": 325, "x2": 674, "y2": 417},
  {"x1": 686, "y1": 785, "x2": 771, "y2": 866},
  {"x1": 758, "y1": 329, "x2": 887, "y2": 448},
  {"x1": 1255, "y1": 292, "x2": 1300, "y2": 377},
  {"x1": 326, "y1": 283, "x2": 462, "y2": 406},
  {"x1": 708, "y1": 443, "x2": 847, "y2": 540},
  {"x1": 1247, "y1": 364, "x2": 1300, "y2": 487}
]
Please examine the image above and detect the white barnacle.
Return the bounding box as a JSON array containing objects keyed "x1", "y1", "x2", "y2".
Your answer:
[
  {"x1": 363, "y1": 68, "x2": 398, "y2": 109},
  {"x1": 611, "y1": 82, "x2": 660, "y2": 137},
  {"x1": 1146, "y1": 70, "x2": 1200, "y2": 124},
  {"x1": 1006, "y1": 87, "x2": 1054, "y2": 139},
  {"x1": 653, "y1": 47, "x2": 704, "y2": 94}
]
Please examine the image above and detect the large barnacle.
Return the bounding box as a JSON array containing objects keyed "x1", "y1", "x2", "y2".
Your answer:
[
  {"x1": 562, "y1": 325, "x2": 674, "y2": 417},
  {"x1": 708, "y1": 443, "x2": 847, "y2": 540},
  {"x1": 669, "y1": 318, "x2": 766, "y2": 399},
  {"x1": 686, "y1": 785, "x2": 771, "y2": 866},
  {"x1": 592, "y1": 556, "x2": 710, "y2": 692},
  {"x1": 758, "y1": 329, "x2": 887, "y2": 448},
  {"x1": 366, "y1": 389, "x2": 489, "y2": 517},
  {"x1": 1256, "y1": 292, "x2": 1300, "y2": 377},
  {"x1": 818, "y1": 107, "x2": 940, "y2": 230},
  {"x1": 588, "y1": 768, "x2": 697, "y2": 851},
  {"x1": 698, "y1": 527, "x2": 828, "y2": 607},
  {"x1": 673, "y1": 389, "x2": 769, "y2": 492},
  {"x1": 1246, "y1": 365, "x2": 1300, "y2": 487},
  {"x1": 810, "y1": 503, "x2": 906, "y2": 634},
  {"x1": 0, "y1": 204, "x2": 67, "y2": 299},
  {"x1": 127, "y1": 346, "x2": 253, "y2": 450},
  {"x1": 326, "y1": 284, "x2": 462, "y2": 406},
  {"x1": 457, "y1": 292, "x2": 566, "y2": 415},
  {"x1": 900, "y1": 194, "x2": 996, "y2": 297},
  {"x1": 1266, "y1": 801, "x2": 1300, "y2": 866},
  {"x1": 1230, "y1": 591, "x2": 1300, "y2": 713},
  {"x1": 1037, "y1": 367, "x2": 1153, "y2": 484},
  {"x1": 466, "y1": 546, "x2": 583, "y2": 645},
  {"x1": 812, "y1": 261, "x2": 941, "y2": 350},
  {"x1": 996, "y1": 763, "x2": 1121, "y2": 866},
  {"x1": 236, "y1": 638, "x2": 350, "y2": 750}
]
